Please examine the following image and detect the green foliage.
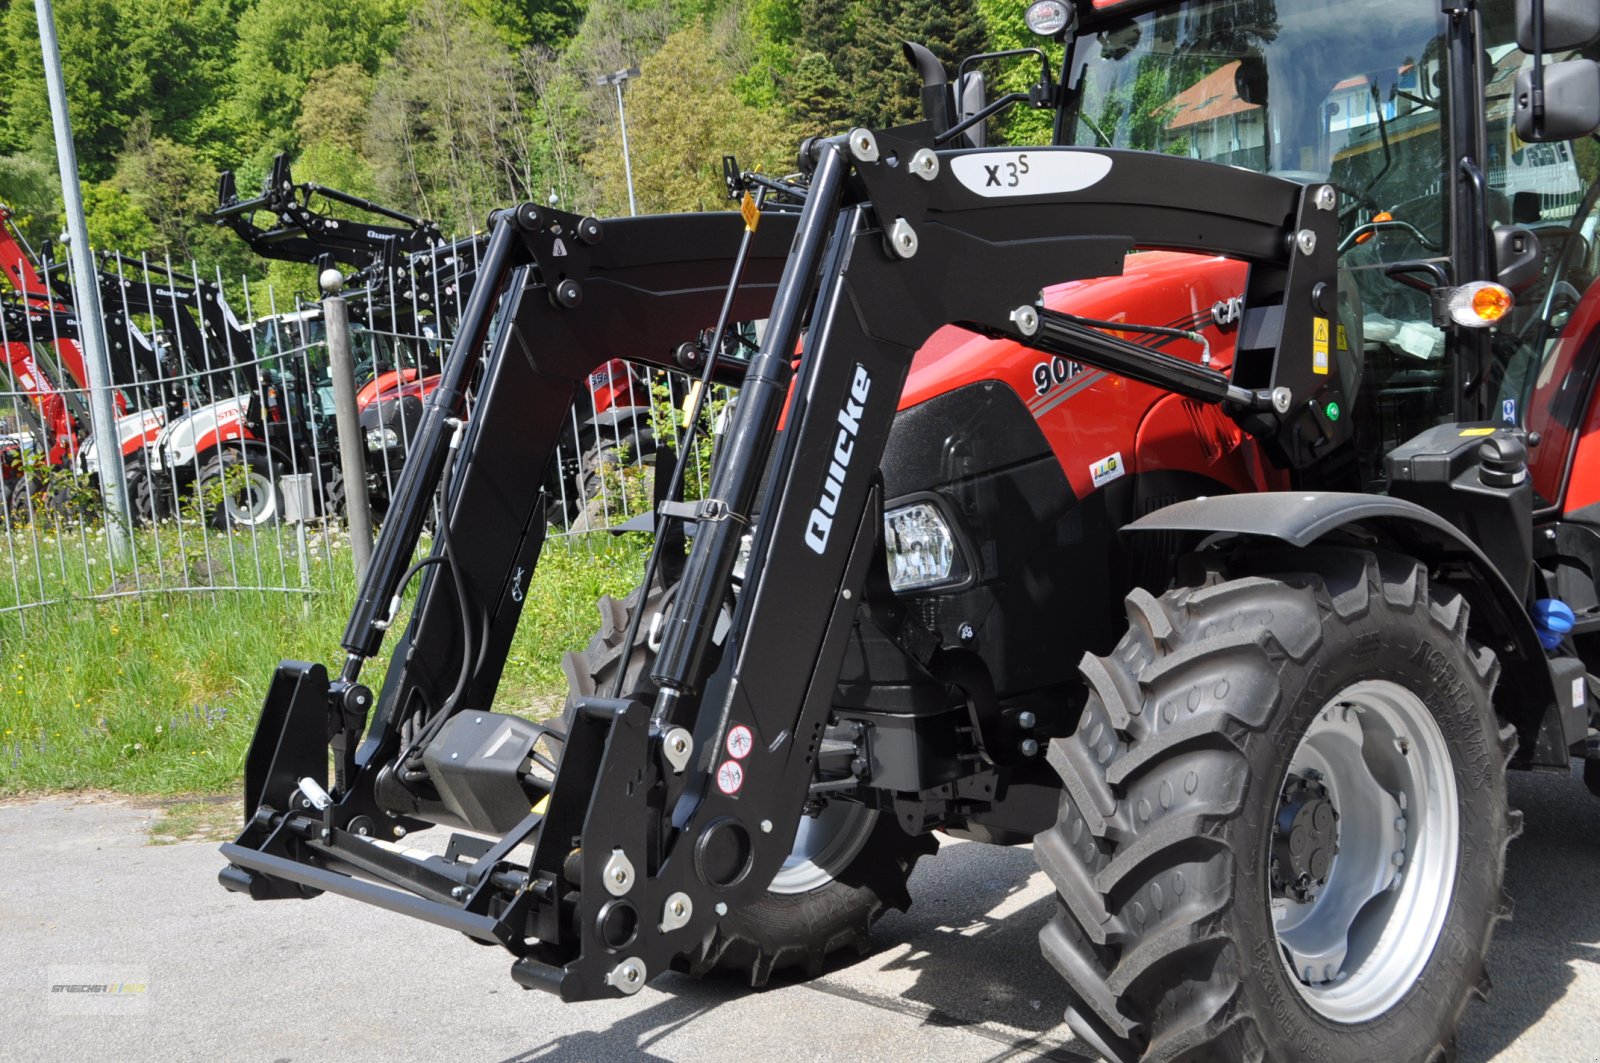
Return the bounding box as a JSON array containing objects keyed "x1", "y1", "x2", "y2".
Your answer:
[
  {"x1": 464, "y1": 0, "x2": 585, "y2": 49},
  {"x1": 976, "y1": 0, "x2": 1062, "y2": 147},
  {"x1": 789, "y1": 52, "x2": 849, "y2": 137},
  {"x1": 791, "y1": 0, "x2": 987, "y2": 131},
  {"x1": 731, "y1": 0, "x2": 800, "y2": 109},
  {"x1": 8, "y1": 449, "x2": 101, "y2": 526},
  {"x1": 367, "y1": 0, "x2": 546, "y2": 233},
  {"x1": 583, "y1": 20, "x2": 792, "y2": 215},
  {"x1": 227, "y1": 0, "x2": 410, "y2": 158},
  {"x1": 0, "y1": 0, "x2": 1050, "y2": 267},
  {"x1": 82, "y1": 179, "x2": 156, "y2": 252},
  {"x1": 0, "y1": 154, "x2": 61, "y2": 247},
  {"x1": 1, "y1": 0, "x2": 244, "y2": 176},
  {"x1": 2, "y1": 0, "x2": 132, "y2": 176},
  {"x1": 293, "y1": 65, "x2": 381, "y2": 200},
  {"x1": 0, "y1": 526, "x2": 648, "y2": 795}
]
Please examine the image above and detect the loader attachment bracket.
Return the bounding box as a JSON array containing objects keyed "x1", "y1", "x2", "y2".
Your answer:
[{"x1": 244, "y1": 660, "x2": 329, "y2": 822}]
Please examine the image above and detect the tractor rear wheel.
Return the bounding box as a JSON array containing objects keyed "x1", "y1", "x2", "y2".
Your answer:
[
  {"x1": 1036, "y1": 549, "x2": 1518, "y2": 1062},
  {"x1": 559, "y1": 582, "x2": 935, "y2": 985}
]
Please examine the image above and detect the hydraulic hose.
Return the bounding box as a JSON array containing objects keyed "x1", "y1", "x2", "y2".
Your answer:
[{"x1": 340, "y1": 217, "x2": 517, "y2": 668}]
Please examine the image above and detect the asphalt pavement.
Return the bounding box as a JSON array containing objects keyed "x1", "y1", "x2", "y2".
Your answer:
[{"x1": 2, "y1": 765, "x2": 1598, "y2": 1063}]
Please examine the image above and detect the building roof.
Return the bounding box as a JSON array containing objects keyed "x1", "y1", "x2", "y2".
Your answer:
[{"x1": 1164, "y1": 61, "x2": 1262, "y2": 131}]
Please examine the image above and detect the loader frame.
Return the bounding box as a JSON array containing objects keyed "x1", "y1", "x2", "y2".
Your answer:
[{"x1": 222, "y1": 126, "x2": 1416, "y2": 999}]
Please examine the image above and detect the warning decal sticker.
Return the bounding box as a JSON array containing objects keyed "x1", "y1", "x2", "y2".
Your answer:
[
  {"x1": 716, "y1": 760, "x2": 744, "y2": 795},
  {"x1": 725, "y1": 724, "x2": 753, "y2": 760}
]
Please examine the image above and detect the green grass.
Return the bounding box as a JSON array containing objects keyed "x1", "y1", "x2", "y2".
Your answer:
[{"x1": 0, "y1": 522, "x2": 648, "y2": 796}]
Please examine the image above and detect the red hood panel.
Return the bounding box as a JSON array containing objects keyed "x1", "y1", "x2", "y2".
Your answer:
[{"x1": 898, "y1": 253, "x2": 1258, "y2": 497}]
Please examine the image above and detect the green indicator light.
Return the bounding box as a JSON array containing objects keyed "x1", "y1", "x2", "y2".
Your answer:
[{"x1": 1325, "y1": 401, "x2": 1341, "y2": 421}]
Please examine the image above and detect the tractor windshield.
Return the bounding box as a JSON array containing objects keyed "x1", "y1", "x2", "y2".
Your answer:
[{"x1": 1063, "y1": 0, "x2": 1449, "y2": 253}]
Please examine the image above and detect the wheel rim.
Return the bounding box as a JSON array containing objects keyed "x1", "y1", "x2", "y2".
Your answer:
[
  {"x1": 1269, "y1": 679, "x2": 1459, "y2": 1023},
  {"x1": 223, "y1": 470, "x2": 276, "y2": 525},
  {"x1": 767, "y1": 800, "x2": 878, "y2": 895}
]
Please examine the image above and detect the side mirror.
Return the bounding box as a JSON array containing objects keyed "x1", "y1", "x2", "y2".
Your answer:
[
  {"x1": 1516, "y1": 0, "x2": 1600, "y2": 53},
  {"x1": 1235, "y1": 56, "x2": 1269, "y2": 106},
  {"x1": 957, "y1": 70, "x2": 987, "y2": 149},
  {"x1": 1515, "y1": 59, "x2": 1600, "y2": 141},
  {"x1": 1493, "y1": 225, "x2": 1543, "y2": 292}
]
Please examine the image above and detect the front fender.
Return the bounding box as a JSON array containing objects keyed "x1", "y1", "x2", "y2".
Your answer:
[{"x1": 1126, "y1": 492, "x2": 1569, "y2": 767}]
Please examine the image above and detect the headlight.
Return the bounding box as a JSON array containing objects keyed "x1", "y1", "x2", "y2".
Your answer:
[
  {"x1": 365, "y1": 426, "x2": 400, "y2": 452},
  {"x1": 884, "y1": 502, "x2": 961, "y2": 592},
  {"x1": 1025, "y1": 0, "x2": 1073, "y2": 37}
]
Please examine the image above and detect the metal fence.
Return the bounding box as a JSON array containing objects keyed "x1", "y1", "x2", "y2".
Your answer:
[{"x1": 0, "y1": 249, "x2": 712, "y2": 630}]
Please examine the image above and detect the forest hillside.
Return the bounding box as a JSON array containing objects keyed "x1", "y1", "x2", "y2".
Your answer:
[{"x1": 0, "y1": 0, "x2": 1054, "y2": 296}]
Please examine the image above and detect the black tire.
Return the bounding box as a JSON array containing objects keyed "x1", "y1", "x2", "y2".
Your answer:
[
  {"x1": 122, "y1": 449, "x2": 161, "y2": 527},
  {"x1": 559, "y1": 583, "x2": 936, "y2": 986},
  {"x1": 195, "y1": 446, "x2": 282, "y2": 530},
  {"x1": 324, "y1": 464, "x2": 347, "y2": 519},
  {"x1": 3, "y1": 473, "x2": 34, "y2": 519},
  {"x1": 1036, "y1": 549, "x2": 1518, "y2": 1063}
]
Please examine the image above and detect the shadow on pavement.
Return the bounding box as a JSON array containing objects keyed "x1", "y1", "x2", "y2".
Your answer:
[
  {"x1": 494, "y1": 986, "x2": 714, "y2": 1062},
  {"x1": 493, "y1": 766, "x2": 1599, "y2": 1063},
  {"x1": 1459, "y1": 764, "x2": 1600, "y2": 1062}
]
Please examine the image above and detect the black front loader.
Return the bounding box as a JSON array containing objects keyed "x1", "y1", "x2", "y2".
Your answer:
[{"x1": 221, "y1": 126, "x2": 1346, "y2": 999}]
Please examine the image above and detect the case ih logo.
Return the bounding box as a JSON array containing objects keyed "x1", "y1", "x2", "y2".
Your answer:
[{"x1": 804, "y1": 364, "x2": 871, "y2": 555}]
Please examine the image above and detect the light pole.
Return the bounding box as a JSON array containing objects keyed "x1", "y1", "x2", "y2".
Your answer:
[
  {"x1": 594, "y1": 67, "x2": 641, "y2": 216},
  {"x1": 35, "y1": 0, "x2": 130, "y2": 560}
]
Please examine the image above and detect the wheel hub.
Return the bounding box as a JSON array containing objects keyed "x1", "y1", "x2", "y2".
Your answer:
[
  {"x1": 1271, "y1": 775, "x2": 1339, "y2": 903},
  {"x1": 1268, "y1": 682, "x2": 1458, "y2": 1021}
]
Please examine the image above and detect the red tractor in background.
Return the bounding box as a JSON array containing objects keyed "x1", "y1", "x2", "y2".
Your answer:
[{"x1": 0, "y1": 205, "x2": 172, "y2": 511}]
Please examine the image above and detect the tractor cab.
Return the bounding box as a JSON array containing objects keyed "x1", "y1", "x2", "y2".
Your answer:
[{"x1": 1048, "y1": 0, "x2": 1600, "y2": 493}]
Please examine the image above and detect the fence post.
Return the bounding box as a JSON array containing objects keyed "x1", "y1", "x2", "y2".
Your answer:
[
  {"x1": 35, "y1": 0, "x2": 130, "y2": 562},
  {"x1": 321, "y1": 270, "x2": 374, "y2": 578}
]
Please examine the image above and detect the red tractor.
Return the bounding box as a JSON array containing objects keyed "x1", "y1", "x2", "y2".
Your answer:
[{"x1": 222, "y1": 1, "x2": 1600, "y2": 1060}]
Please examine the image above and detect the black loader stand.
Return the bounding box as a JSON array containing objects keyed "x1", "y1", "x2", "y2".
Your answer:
[{"x1": 221, "y1": 127, "x2": 1343, "y2": 999}]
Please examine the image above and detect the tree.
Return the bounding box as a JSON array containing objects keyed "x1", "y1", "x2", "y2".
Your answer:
[
  {"x1": 0, "y1": 0, "x2": 243, "y2": 176},
  {"x1": 1, "y1": 0, "x2": 137, "y2": 179},
  {"x1": 292, "y1": 65, "x2": 382, "y2": 201},
  {"x1": 788, "y1": 52, "x2": 848, "y2": 137},
  {"x1": 463, "y1": 0, "x2": 584, "y2": 50},
  {"x1": 976, "y1": 0, "x2": 1061, "y2": 147},
  {"x1": 0, "y1": 154, "x2": 61, "y2": 249},
  {"x1": 226, "y1": 0, "x2": 410, "y2": 158},
  {"x1": 793, "y1": 0, "x2": 989, "y2": 131},
  {"x1": 82, "y1": 180, "x2": 156, "y2": 253},
  {"x1": 582, "y1": 21, "x2": 793, "y2": 217},
  {"x1": 733, "y1": 0, "x2": 801, "y2": 110},
  {"x1": 86, "y1": 121, "x2": 258, "y2": 291},
  {"x1": 860, "y1": 0, "x2": 987, "y2": 128},
  {"x1": 367, "y1": 0, "x2": 541, "y2": 232}
]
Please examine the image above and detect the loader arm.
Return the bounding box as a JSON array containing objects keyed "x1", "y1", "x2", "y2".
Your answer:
[{"x1": 222, "y1": 127, "x2": 1341, "y2": 1000}]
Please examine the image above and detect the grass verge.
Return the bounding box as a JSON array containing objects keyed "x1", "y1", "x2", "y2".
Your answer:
[{"x1": 0, "y1": 524, "x2": 647, "y2": 797}]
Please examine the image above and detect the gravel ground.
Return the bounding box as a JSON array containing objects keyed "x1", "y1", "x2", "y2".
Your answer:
[{"x1": 1, "y1": 765, "x2": 1596, "y2": 1063}]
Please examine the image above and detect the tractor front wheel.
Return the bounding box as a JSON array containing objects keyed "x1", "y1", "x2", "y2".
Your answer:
[{"x1": 1037, "y1": 549, "x2": 1518, "y2": 1062}]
